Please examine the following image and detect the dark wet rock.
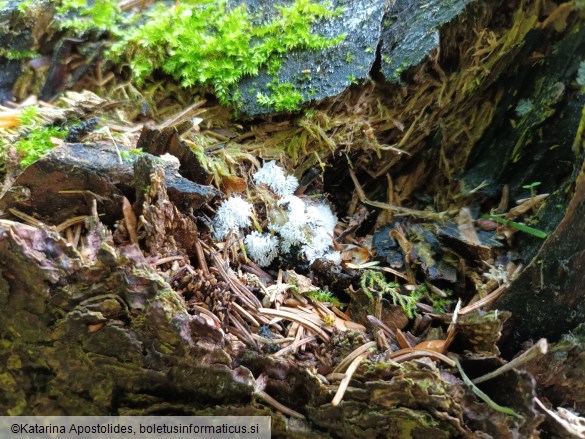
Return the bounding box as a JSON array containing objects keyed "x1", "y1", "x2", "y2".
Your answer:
[
  {"x1": 380, "y1": 0, "x2": 476, "y2": 83},
  {"x1": 372, "y1": 225, "x2": 397, "y2": 257},
  {"x1": 0, "y1": 142, "x2": 220, "y2": 225},
  {"x1": 0, "y1": 142, "x2": 134, "y2": 224},
  {"x1": 234, "y1": 0, "x2": 386, "y2": 116},
  {"x1": 233, "y1": 0, "x2": 480, "y2": 116}
]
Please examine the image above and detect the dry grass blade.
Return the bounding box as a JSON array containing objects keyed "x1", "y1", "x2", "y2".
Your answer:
[
  {"x1": 332, "y1": 306, "x2": 351, "y2": 321},
  {"x1": 152, "y1": 255, "x2": 185, "y2": 266},
  {"x1": 159, "y1": 99, "x2": 207, "y2": 128},
  {"x1": 259, "y1": 308, "x2": 329, "y2": 342},
  {"x1": 507, "y1": 193, "x2": 549, "y2": 219},
  {"x1": 366, "y1": 265, "x2": 409, "y2": 280},
  {"x1": 366, "y1": 314, "x2": 396, "y2": 341},
  {"x1": 194, "y1": 238, "x2": 209, "y2": 276},
  {"x1": 0, "y1": 110, "x2": 21, "y2": 129},
  {"x1": 229, "y1": 313, "x2": 258, "y2": 349},
  {"x1": 376, "y1": 329, "x2": 389, "y2": 350},
  {"x1": 331, "y1": 351, "x2": 369, "y2": 406},
  {"x1": 206, "y1": 246, "x2": 263, "y2": 309},
  {"x1": 8, "y1": 208, "x2": 46, "y2": 228},
  {"x1": 456, "y1": 265, "x2": 522, "y2": 315}
]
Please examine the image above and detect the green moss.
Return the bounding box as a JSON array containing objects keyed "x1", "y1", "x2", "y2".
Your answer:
[
  {"x1": 15, "y1": 126, "x2": 68, "y2": 167},
  {"x1": 360, "y1": 270, "x2": 420, "y2": 319},
  {"x1": 57, "y1": 0, "x2": 125, "y2": 34},
  {"x1": 119, "y1": 147, "x2": 144, "y2": 162},
  {"x1": 347, "y1": 74, "x2": 358, "y2": 84},
  {"x1": 18, "y1": 105, "x2": 39, "y2": 127},
  {"x1": 305, "y1": 289, "x2": 342, "y2": 308},
  {"x1": 257, "y1": 81, "x2": 303, "y2": 112},
  {"x1": 0, "y1": 48, "x2": 39, "y2": 60},
  {"x1": 74, "y1": 0, "x2": 344, "y2": 107}
]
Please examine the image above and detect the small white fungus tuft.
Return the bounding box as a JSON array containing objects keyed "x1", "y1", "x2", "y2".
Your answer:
[
  {"x1": 244, "y1": 232, "x2": 279, "y2": 267},
  {"x1": 213, "y1": 196, "x2": 253, "y2": 240},
  {"x1": 253, "y1": 161, "x2": 299, "y2": 197},
  {"x1": 214, "y1": 164, "x2": 340, "y2": 266}
]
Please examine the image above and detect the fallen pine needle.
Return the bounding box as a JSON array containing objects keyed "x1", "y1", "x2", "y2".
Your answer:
[
  {"x1": 473, "y1": 338, "x2": 547, "y2": 384},
  {"x1": 231, "y1": 301, "x2": 260, "y2": 327},
  {"x1": 191, "y1": 304, "x2": 222, "y2": 326},
  {"x1": 258, "y1": 308, "x2": 330, "y2": 342},
  {"x1": 389, "y1": 348, "x2": 456, "y2": 367},
  {"x1": 273, "y1": 336, "x2": 316, "y2": 357},
  {"x1": 255, "y1": 373, "x2": 304, "y2": 419},
  {"x1": 332, "y1": 341, "x2": 377, "y2": 374},
  {"x1": 256, "y1": 390, "x2": 305, "y2": 419},
  {"x1": 331, "y1": 351, "x2": 369, "y2": 406}
]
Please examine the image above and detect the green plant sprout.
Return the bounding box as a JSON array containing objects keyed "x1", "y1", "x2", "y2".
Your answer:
[
  {"x1": 18, "y1": 106, "x2": 40, "y2": 127},
  {"x1": 413, "y1": 284, "x2": 452, "y2": 314},
  {"x1": 0, "y1": 49, "x2": 39, "y2": 60},
  {"x1": 522, "y1": 181, "x2": 541, "y2": 198},
  {"x1": 522, "y1": 181, "x2": 542, "y2": 215},
  {"x1": 347, "y1": 74, "x2": 358, "y2": 84}
]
